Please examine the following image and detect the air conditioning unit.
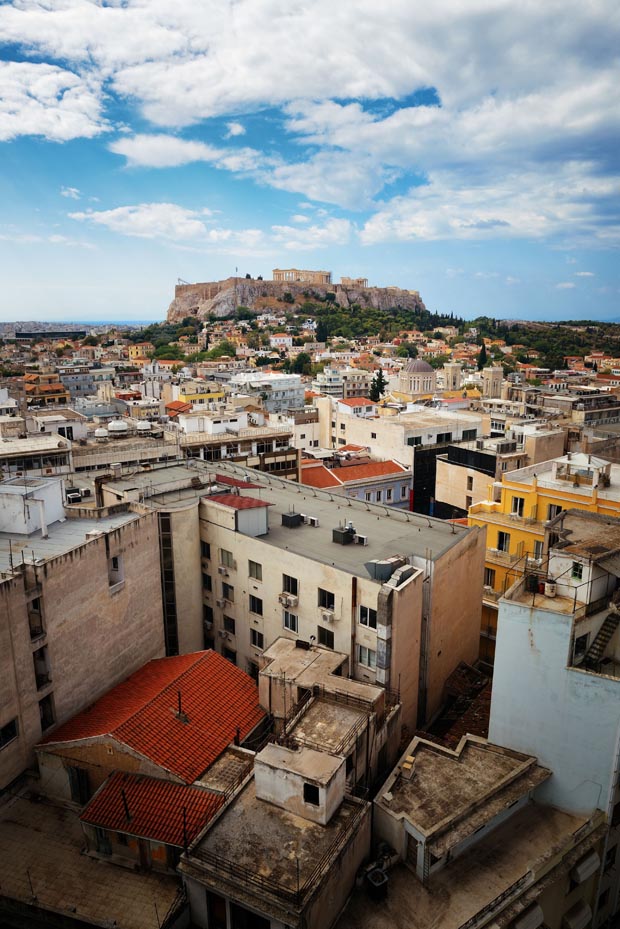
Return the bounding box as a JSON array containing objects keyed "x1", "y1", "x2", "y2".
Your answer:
[
  {"x1": 483, "y1": 585, "x2": 493, "y2": 593},
  {"x1": 353, "y1": 534, "x2": 368, "y2": 546},
  {"x1": 218, "y1": 565, "x2": 229, "y2": 575},
  {"x1": 308, "y1": 516, "x2": 320, "y2": 527},
  {"x1": 218, "y1": 629, "x2": 228, "y2": 639},
  {"x1": 204, "y1": 621, "x2": 213, "y2": 631},
  {"x1": 278, "y1": 593, "x2": 289, "y2": 606},
  {"x1": 321, "y1": 609, "x2": 335, "y2": 623},
  {"x1": 286, "y1": 594, "x2": 299, "y2": 608},
  {"x1": 216, "y1": 598, "x2": 226, "y2": 608}
]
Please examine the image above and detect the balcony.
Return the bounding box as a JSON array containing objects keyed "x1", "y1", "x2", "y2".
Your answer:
[{"x1": 486, "y1": 548, "x2": 521, "y2": 566}]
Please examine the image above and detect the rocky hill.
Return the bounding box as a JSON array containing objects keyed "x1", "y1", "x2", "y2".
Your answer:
[{"x1": 167, "y1": 277, "x2": 427, "y2": 323}]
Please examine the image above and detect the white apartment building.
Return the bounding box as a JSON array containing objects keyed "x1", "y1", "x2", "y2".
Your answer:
[
  {"x1": 228, "y1": 372, "x2": 304, "y2": 412},
  {"x1": 311, "y1": 366, "x2": 373, "y2": 398},
  {"x1": 490, "y1": 509, "x2": 620, "y2": 926}
]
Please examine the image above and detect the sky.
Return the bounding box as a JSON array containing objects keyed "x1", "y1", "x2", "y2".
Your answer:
[{"x1": 0, "y1": 1, "x2": 619, "y2": 323}]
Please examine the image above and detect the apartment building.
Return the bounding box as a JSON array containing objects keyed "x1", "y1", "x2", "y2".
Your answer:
[
  {"x1": 468, "y1": 452, "x2": 620, "y2": 664},
  {"x1": 227, "y1": 371, "x2": 304, "y2": 412},
  {"x1": 0, "y1": 477, "x2": 165, "y2": 790},
  {"x1": 23, "y1": 371, "x2": 70, "y2": 408},
  {"x1": 490, "y1": 509, "x2": 620, "y2": 926},
  {"x1": 197, "y1": 461, "x2": 486, "y2": 731},
  {"x1": 0, "y1": 434, "x2": 73, "y2": 479},
  {"x1": 311, "y1": 365, "x2": 373, "y2": 399}
]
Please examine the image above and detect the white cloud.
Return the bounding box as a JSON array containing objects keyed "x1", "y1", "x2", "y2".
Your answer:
[
  {"x1": 575, "y1": 271, "x2": 594, "y2": 277},
  {"x1": 556, "y1": 282, "x2": 577, "y2": 289},
  {"x1": 271, "y1": 217, "x2": 351, "y2": 250},
  {"x1": 0, "y1": 61, "x2": 106, "y2": 142},
  {"x1": 225, "y1": 122, "x2": 246, "y2": 138},
  {"x1": 70, "y1": 203, "x2": 211, "y2": 240},
  {"x1": 506, "y1": 276, "x2": 521, "y2": 285},
  {"x1": 109, "y1": 134, "x2": 264, "y2": 172},
  {"x1": 61, "y1": 186, "x2": 81, "y2": 200},
  {"x1": 291, "y1": 214, "x2": 310, "y2": 224}
]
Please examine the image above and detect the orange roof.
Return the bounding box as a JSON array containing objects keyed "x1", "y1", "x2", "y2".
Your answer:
[
  {"x1": 209, "y1": 493, "x2": 273, "y2": 510},
  {"x1": 166, "y1": 400, "x2": 192, "y2": 417},
  {"x1": 81, "y1": 772, "x2": 225, "y2": 846},
  {"x1": 339, "y1": 444, "x2": 368, "y2": 452},
  {"x1": 301, "y1": 459, "x2": 407, "y2": 489},
  {"x1": 338, "y1": 397, "x2": 375, "y2": 407},
  {"x1": 40, "y1": 651, "x2": 266, "y2": 783}
]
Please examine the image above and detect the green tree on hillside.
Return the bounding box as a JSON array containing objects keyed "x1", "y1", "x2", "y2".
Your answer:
[{"x1": 369, "y1": 369, "x2": 388, "y2": 401}]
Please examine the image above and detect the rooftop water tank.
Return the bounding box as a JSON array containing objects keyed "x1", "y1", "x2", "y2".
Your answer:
[
  {"x1": 94, "y1": 428, "x2": 108, "y2": 440},
  {"x1": 136, "y1": 421, "x2": 151, "y2": 432},
  {"x1": 108, "y1": 420, "x2": 129, "y2": 434}
]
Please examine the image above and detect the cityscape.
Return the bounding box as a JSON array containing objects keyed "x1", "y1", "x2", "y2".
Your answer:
[{"x1": 1, "y1": 3, "x2": 620, "y2": 929}]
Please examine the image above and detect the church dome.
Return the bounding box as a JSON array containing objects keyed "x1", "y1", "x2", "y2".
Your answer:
[{"x1": 403, "y1": 358, "x2": 434, "y2": 374}]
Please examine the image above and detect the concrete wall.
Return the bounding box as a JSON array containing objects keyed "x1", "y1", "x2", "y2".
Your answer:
[
  {"x1": 168, "y1": 503, "x2": 204, "y2": 654},
  {"x1": 0, "y1": 513, "x2": 166, "y2": 790},
  {"x1": 254, "y1": 750, "x2": 346, "y2": 826},
  {"x1": 490, "y1": 597, "x2": 620, "y2": 815},
  {"x1": 435, "y1": 458, "x2": 492, "y2": 512}
]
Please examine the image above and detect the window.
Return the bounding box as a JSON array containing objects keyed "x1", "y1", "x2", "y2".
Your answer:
[
  {"x1": 497, "y1": 531, "x2": 510, "y2": 553},
  {"x1": 303, "y1": 783, "x2": 320, "y2": 806},
  {"x1": 251, "y1": 629, "x2": 264, "y2": 649},
  {"x1": 572, "y1": 562, "x2": 583, "y2": 580},
  {"x1": 465, "y1": 496, "x2": 472, "y2": 510},
  {"x1": 547, "y1": 504, "x2": 563, "y2": 520},
  {"x1": 386, "y1": 488, "x2": 393, "y2": 501},
  {"x1": 223, "y1": 647, "x2": 236, "y2": 665},
  {"x1": 484, "y1": 568, "x2": 496, "y2": 588},
  {"x1": 407, "y1": 436, "x2": 422, "y2": 446},
  {"x1": 0, "y1": 719, "x2": 18, "y2": 749},
  {"x1": 436, "y1": 432, "x2": 452, "y2": 444},
  {"x1": 222, "y1": 582, "x2": 234, "y2": 602},
  {"x1": 401, "y1": 486, "x2": 408, "y2": 498},
  {"x1": 203, "y1": 605, "x2": 214, "y2": 625},
  {"x1": 224, "y1": 615, "x2": 236, "y2": 635},
  {"x1": 357, "y1": 645, "x2": 376, "y2": 668},
  {"x1": 511, "y1": 496, "x2": 524, "y2": 517},
  {"x1": 612, "y1": 800, "x2": 620, "y2": 828},
  {"x1": 467, "y1": 475, "x2": 473, "y2": 491},
  {"x1": 67, "y1": 765, "x2": 90, "y2": 804},
  {"x1": 220, "y1": 548, "x2": 234, "y2": 568},
  {"x1": 318, "y1": 588, "x2": 335, "y2": 610},
  {"x1": 360, "y1": 605, "x2": 377, "y2": 629},
  {"x1": 340, "y1": 423, "x2": 346, "y2": 431},
  {"x1": 533, "y1": 540, "x2": 544, "y2": 560},
  {"x1": 247, "y1": 661, "x2": 259, "y2": 682},
  {"x1": 39, "y1": 694, "x2": 55, "y2": 731},
  {"x1": 108, "y1": 554, "x2": 124, "y2": 588},
  {"x1": 318, "y1": 625, "x2": 334, "y2": 649},
  {"x1": 371, "y1": 432, "x2": 377, "y2": 439},
  {"x1": 462, "y1": 429, "x2": 477, "y2": 441},
  {"x1": 283, "y1": 574, "x2": 298, "y2": 596},
  {"x1": 202, "y1": 572, "x2": 212, "y2": 592},
  {"x1": 283, "y1": 611, "x2": 298, "y2": 633},
  {"x1": 365, "y1": 491, "x2": 372, "y2": 501},
  {"x1": 201, "y1": 541, "x2": 211, "y2": 559},
  {"x1": 249, "y1": 560, "x2": 262, "y2": 581},
  {"x1": 376, "y1": 490, "x2": 382, "y2": 502},
  {"x1": 300, "y1": 433, "x2": 306, "y2": 440},
  {"x1": 249, "y1": 595, "x2": 263, "y2": 616}
]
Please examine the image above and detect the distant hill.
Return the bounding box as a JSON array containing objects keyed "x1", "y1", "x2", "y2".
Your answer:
[{"x1": 166, "y1": 276, "x2": 427, "y2": 323}]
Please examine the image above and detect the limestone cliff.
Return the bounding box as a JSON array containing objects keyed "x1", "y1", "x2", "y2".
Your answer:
[{"x1": 167, "y1": 277, "x2": 427, "y2": 323}]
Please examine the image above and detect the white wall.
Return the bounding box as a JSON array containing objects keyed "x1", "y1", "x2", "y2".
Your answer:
[{"x1": 490, "y1": 597, "x2": 620, "y2": 815}]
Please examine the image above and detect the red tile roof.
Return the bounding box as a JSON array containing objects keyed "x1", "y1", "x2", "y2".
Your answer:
[
  {"x1": 215, "y1": 474, "x2": 261, "y2": 489},
  {"x1": 339, "y1": 444, "x2": 368, "y2": 452},
  {"x1": 81, "y1": 772, "x2": 225, "y2": 847},
  {"x1": 338, "y1": 397, "x2": 376, "y2": 407},
  {"x1": 301, "y1": 459, "x2": 407, "y2": 489},
  {"x1": 209, "y1": 493, "x2": 273, "y2": 510},
  {"x1": 40, "y1": 651, "x2": 266, "y2": 783}
]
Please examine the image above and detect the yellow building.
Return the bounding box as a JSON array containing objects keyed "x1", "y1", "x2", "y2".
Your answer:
[{"x1": 468, "y1": 452, "x2": 620, "y2": 665}]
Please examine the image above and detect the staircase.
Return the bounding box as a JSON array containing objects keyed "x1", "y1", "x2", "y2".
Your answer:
[{"x1": 583, "y1": 612, "x2": 620, "y2": 670}]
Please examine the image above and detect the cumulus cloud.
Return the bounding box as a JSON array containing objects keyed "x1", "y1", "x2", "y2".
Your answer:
[
  {"x1": 69, "y1": 203, "x2": 212, "y2": 240},
  {"x1": 61, "y1": 186, "x2": 81, "y2": 200},
  {"x1": 271, "y1": 218, "x2": 352, "y2": 250},
  {"x1": 556, "y1": 282, "x2": 577, "y2": 289},
  {"x1": 225, "y1": 122, "x2": 246, "y2": 138},
  {"x1": 109, "y1": 133, "x2": 264, "y2": 172},
  {"x1": 575, "y1": 271, "x2": 594, "y2": 277},
  {"x1": 0, "y1": 61, "x2": 106, "y2": 142}
]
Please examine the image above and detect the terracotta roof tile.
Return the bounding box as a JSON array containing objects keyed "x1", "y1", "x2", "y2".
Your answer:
[
  {"x1": 40, "y1": 651, "x2": 266, "y2": 783},
  {"x1": 300, "y1": 465, "x2": 343, "y2": 489},
  {"x1": 209, "y1": 493, "x2": 273, "y2": 510},
  {"x1": 338, "y1": 397, "x2": 375, "y2": 407},
  {"x1": 81, "y1": 772, "x2": 225, "y2": 847},
  {"x1": 215, "y1": 474, "x2": 262, "y2": 489}
]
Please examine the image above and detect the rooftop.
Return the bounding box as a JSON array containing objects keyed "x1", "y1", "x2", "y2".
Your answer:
[
  {"x1": 207, "y1": 461, "x2": 474, "y2": 569},
  {"x1": 81, "y1": 771, "x2": 225, "y2": 847},
  {"x1": 547, "y1": 509, "x2": 620, "y2": 564},
  {"x1": 301, "y1": 459, "x2": 408, "y2": 490},
  {"x1": 0, "y1": 508, "x2": 140, "y2": 576},
  {"x1": 0, "y1": 791, "x2": 178, "y2": 929},
  {"x1": 209, "y1": 493, "x2": 273, "y2": 510},
  {"x1": 39, "y1": 650, "x2": 266, "y2": 783},
  {"x1": 185, "y1": 778, "x2": 366, "y2": 907},
  {"x1": 378, "y1": 737, "x2": 550, "y2": 856},
  {"x1": 337, "y1": 803, "x2": 597, "y2": 929}
]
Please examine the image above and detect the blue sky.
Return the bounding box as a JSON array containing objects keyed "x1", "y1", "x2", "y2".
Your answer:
[{"x1": 0, "y1": 1, "x2": 619, "y2": 323}]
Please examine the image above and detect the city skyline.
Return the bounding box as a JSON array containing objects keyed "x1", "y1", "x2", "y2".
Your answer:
[{"x1": 1, "y1": 1, "x2": 619, "y2": 321}]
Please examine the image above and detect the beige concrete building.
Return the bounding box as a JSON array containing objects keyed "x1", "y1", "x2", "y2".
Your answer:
[
  {"x1": 0, "y1": 477, "x2": 165, "y2": 790},
  {"x1": 482, "y1": 365, "x2": 504, "y2": 399}
]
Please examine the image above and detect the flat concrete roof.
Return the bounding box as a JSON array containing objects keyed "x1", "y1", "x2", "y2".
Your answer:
[
  {"x1": 337, "y1": 803, "x2": 594, "y2": 929},
  {"x1": 0, "y1": 434, "x2": 71, "y2": 456},
  {"x1": 258, "y1": 743, "x2": 343, "y2": 785},
  {"x1": 550, "y1": 510, "x2": 620, "y2": 561},
  {"x1": 209, "y1": 462, "x2": 474, "y2": 568},
  {"x1": 189, "y1": 778, "x2": 364, "y2": 896},
  {"x1": 290, "y1": 698, "x2": 367, "y2": 755},
  {"x1": 0, "y1": 510, "x2": 140, "y2": 575},
  {"x1": 378, "y1": 737, "x2": 550, "y2": 852}
]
